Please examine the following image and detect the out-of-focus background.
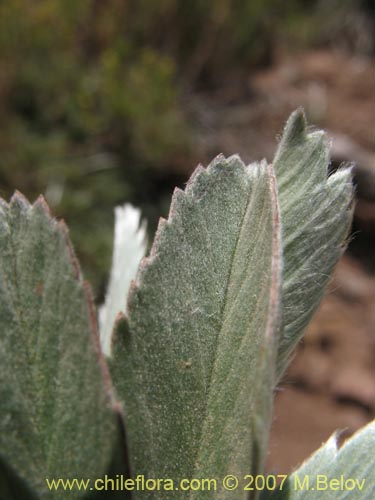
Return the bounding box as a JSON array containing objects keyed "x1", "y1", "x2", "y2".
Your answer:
[{"x1": 0, "y1": 0, "x2": 373, "y2": 472}]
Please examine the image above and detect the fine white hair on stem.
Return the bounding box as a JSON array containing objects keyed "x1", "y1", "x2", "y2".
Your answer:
[{"x1": 99, "y1": 204, "x2": 147, "y2": 356}]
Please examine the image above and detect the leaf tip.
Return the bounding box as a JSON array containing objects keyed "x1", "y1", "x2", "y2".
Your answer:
[
  {"x1": 33, "y1": 194, "x2": 52, "y2": 216},
  {"x1": 9, "y1": 190, "x2": 30, "y2": 210},
  {"x1": 281, "y1": 107, "x2": 307, "y2": 146},
  {"x1": 150, "y1": 217, "x2": 168, "y2": 257},
  {"x1": 186, "y1": 164, "x2": 206, "y2": 190},
  {"x1": 169, "y1": 187, "x2": 186, "y2": 221},
  {"x1": 104, "y1": 310, "x2": 127, "y2": 359}
]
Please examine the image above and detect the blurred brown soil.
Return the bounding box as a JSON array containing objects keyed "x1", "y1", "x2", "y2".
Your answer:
[
  {"x1": 191, "y1": 49, "x2": 375, "y2": 472},
  {"x1": 267, "y1": 256, "x2": 375, "y2": 473}
]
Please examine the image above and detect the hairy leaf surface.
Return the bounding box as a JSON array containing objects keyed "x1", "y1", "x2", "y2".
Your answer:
[
  {"x1": 0, "y1": 194, "x2": 117, "y2": 499},
  {"x1": 261, "y1": 420, "x2": 375, "y2": 500},
  {"x1": 111, "y1": 156, "x2": 281, "y2": 499},
  {"x1": 273, "y1": 109, "x2": 353, "y2": 376}
]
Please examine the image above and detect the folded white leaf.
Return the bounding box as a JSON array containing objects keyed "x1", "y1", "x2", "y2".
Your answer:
[{"x1": 99, "y1": 204, "x2": 147, "y2": 356}]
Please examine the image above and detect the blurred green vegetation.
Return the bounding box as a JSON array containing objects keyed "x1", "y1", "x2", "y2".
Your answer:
[{"x1": 0, "y1": 0, "x2": 371, "y2": 296}]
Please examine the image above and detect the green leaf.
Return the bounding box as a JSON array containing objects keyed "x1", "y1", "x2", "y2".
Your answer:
[
  {"x1": 111, "y1": 156, "x2": 282, "y2": 498},
  {"x1": 99, "y1": 204, "x2": 147, "y2": 356},
  {"x1": 273, "y1": 109, "x2": 353, "y2": 377},
  {"x1": 261, "y1": 420, "x2": 375, "y2": 500},
  {"x1": 0, "y1": 193, "x2": 117, "y2": 499}
]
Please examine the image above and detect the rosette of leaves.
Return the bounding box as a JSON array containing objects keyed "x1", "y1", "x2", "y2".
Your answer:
[{"x1": 1, "y1": 109, "x2": 372, "y2": 500}]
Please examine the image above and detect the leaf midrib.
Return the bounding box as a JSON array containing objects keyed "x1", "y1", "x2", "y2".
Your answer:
[{"x1": 189, "y1": 167, "x2": 267, "y2": 482}]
